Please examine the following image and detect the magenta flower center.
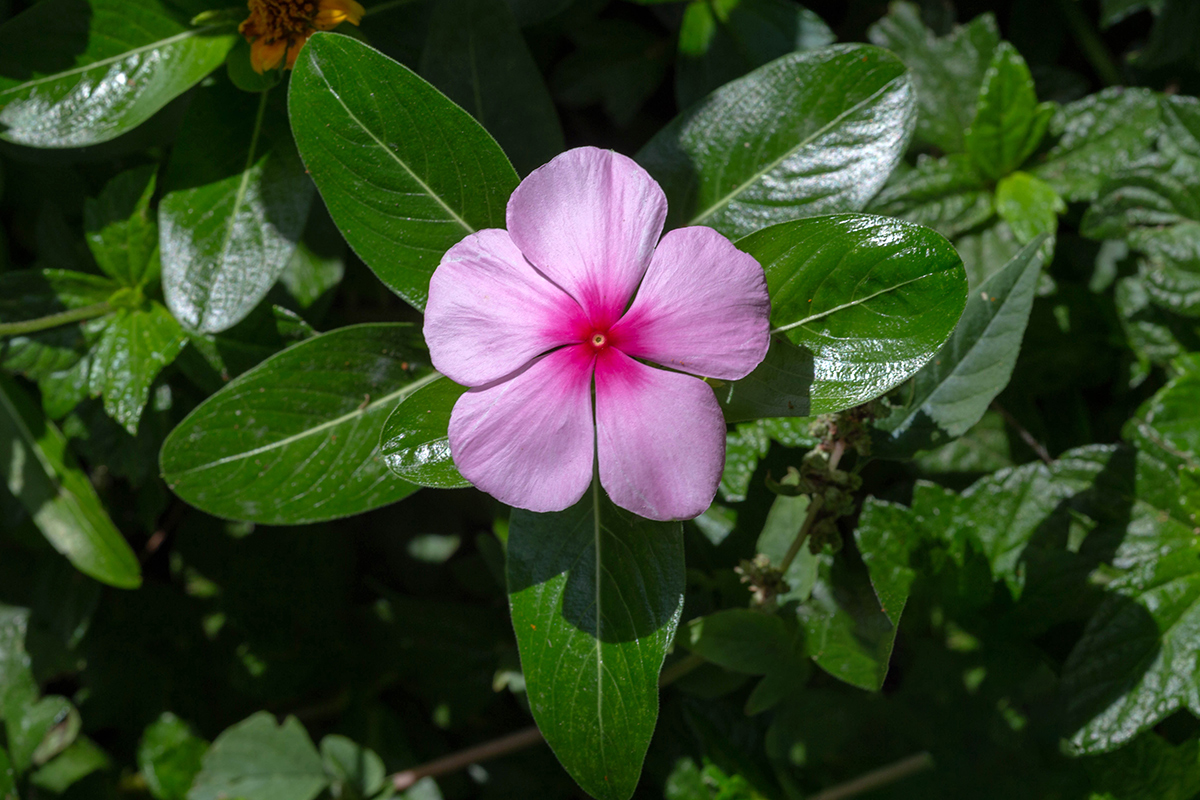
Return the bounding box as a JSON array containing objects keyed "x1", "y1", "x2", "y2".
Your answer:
[{"x1": 589, "y1": 331, "x2": 609, "y2": 350}]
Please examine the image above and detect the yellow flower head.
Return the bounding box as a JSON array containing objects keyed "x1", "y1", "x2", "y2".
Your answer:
[{"x1": 239, "y1": 0, "x2": 365, "y2": 73}]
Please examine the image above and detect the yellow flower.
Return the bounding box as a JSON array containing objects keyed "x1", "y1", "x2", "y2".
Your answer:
[{"x1": 239, "y1": 0, "x2": 366, "y2": 74}]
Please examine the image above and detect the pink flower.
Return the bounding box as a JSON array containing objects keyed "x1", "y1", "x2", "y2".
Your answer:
[{"x1": 424, "y1": 147, "x2": 771, "y2": 521}]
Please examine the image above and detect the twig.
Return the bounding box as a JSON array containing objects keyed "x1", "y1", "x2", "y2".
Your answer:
[
  {"x1": 0, "y1": 303, "x2": 110, "y2": 337},
  {"x1": 390, "y1": 726, "x2": 545, "y2": 791},
  {"x1": 809, "y1": 752, "x2": 934, "y2": 800},
  {"x1": 991, "y1": 402, "x2": 1053, "y2": 466},
  {"x1": 778, "y1": 439, "x2": 845, "y2": 575}
]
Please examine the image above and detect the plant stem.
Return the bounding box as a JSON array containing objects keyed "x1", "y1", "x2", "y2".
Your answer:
[
  {"x1": 991, "y1": 401, "x2": 1054, "y2": 466},
  {"x1": 389, "y1": 726, "x2": 545, "y2": 791},
  {"x1": 778, "y1": 439, "x2": 845, "y2": 575},
  {"x1": 809, "y1": 752, "x2": 934, "y2": 800},
  {"x1": 0, "y1": 303, "x2": 110, "y2": 337},
  {"x1": 1055, "y1": 0, "x2": 1121, "y2": 86}
]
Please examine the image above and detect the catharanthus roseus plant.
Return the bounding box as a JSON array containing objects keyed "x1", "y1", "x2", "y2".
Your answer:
[{"x1": 424, "y1": 147, "x2": 771, "y2": 521}]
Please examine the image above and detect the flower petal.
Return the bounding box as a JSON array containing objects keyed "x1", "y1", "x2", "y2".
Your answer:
[
  {"x1": 595, "y1": 349, "x2": 725, "y2": 521},
  {"x1": 507, "y1": 147, "x2": 667, "y2": 327},
  {"x1": 450, "y1": 345, "x2": 596, "y2": 513},
  {"x1": 610, "y1": 226, "x2": 771, "y2": 380},
  {"x1": 425, "y1": 229, "x2": 588, "y2": 387}
]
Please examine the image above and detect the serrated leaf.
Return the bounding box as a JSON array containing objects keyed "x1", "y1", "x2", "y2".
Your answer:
[
  {"x1": 0, "y1": 270, "x2": 115, "y2": 381},
  {"x1": 964, "y1": 42, "x2": 1055, "y2": 180},
  {"x1": 379, "y1": 375, "x2": 469, "y2": 489},
  {"x1": 87, "y1": 303, "x2": 186, "y2": 434},
  {"x1": 84, "y1": 165, "x2": 159, "y2": 288},
  {"x1": 508, "y1": 486, "x2": 685, "y2": 800},
  {"x1": 289, "y1": 32, "x2": 518, "y2": 310},
  {"x1": 160, "y1": 324, "x2": 427, "y2": 524},
  {"x1": 1123, "y1": 353, "x2": 1200, "y2": 470},
  {"x1": 866, "y1": 153, "x2": 992, "y2": 240},
  {"x1": 160, "y1": 80, "x2": 313, "y2": 333},
  {"x1": 0, "y1": 375, "x2": 140, "y2": 589},
  {"x1": 420, "y1": 0, "x2": 563, "y2": 176},
  {"x1": 994, "y1": 172, "x2": 1064, "y2": 244},
  {"x1": 188, "y1": 712, "x2": 328, "y2": 800},
  {"x1": 638, "y1": 44, "x2": 914, "y2": 240},
  {"x1": 737, "y1": 214, "x2": 968, "y2": 412},
  {"x1": 0, "y1": 0, "x2": 235, "y2": 147}
]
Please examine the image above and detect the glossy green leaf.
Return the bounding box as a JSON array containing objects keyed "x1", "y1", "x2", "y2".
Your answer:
[
  {"x1": 138, "y1": 713, "x2": 208, "y2": 800},
  {"x1": 876, "y1": 237, "x2": 1044, "y2": 456},
  {"x1": 964, "y1": 43, "x2": 1055, "y2": 181},
  {"x1": 87, "y1": 303, "x2": 186, "y2": 434},
  {"x1": 954, "y1": 216, "x2": 1027, "y2": 288},
  {"x1": 1123, "y1": 353, "x2": 1200, "y2": 470},
  {"x1": 737, "y1": 214, "x2": 968, "y2": 412},
  {"x1": 1115, "y1": 276, "x2": 1200, "y2": 383},
  {"x1": 508, "y1": 486, "x2": 685, "y2": 800},
  {"x1": 180, "y1": 304, "x2": 315, "y2": 390},
  {"x1": 637, "y1": 45, "x2": 914, "y2": 239},
  {"x1": 29, "y1": 736, "x2": 109, "y2": 793},
  {"x1": 0, "y1": 0, "x2": 235, "y2": 148},
  {"x1": 0, "y1": 269, "x2": 115, "y2": 381},
  {"x1": 1031, "y1": 87, "x2": 1162, "y2": 202},
  {"x1": 867, "y1": 2, "x2": 1000, "y2": 154},
  {"x1": 674, "y1": 0, "x2": 834, "y2": 110},
  {"x1": 289, "y1": 32, "x2": 518, "y2": 310},
  {"x1": 84, "y1": 165, "x2": 159, "y2": 288},
  {"x1": 160, "y1": 324, "x2": 428, "y2": 524},
  {"x1": 319, "y1": 735, "x2": 385, "y2": 800},
  {"x1": 420, "y1": 0, "x2": 563, "y2": 176},
  {"x1": 188, "y1": 712, "x2": 328, "y2": 800},
  {"x1": 160, "y1": 81, "x2": 313, "y2": 333},
  {"x1": 0, "y1": 375, "x2": 140, "y2": 589},
  {"x1": 380, "y1": 375, "x2": 469, "y2": 489},
  {"x1": 994, "y1": 172, "x2": 1064, "y2": 244},
  {"x1": 866, "y1": 154, "x2": 992, "y2": 241}
]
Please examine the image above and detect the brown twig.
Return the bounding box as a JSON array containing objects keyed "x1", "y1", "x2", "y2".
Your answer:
[
  {"x1": 991, "y1": 402, "x2": 1054, "y2": 466},
  {"x1": 809, "y1": 752, "x2": 934, "y2": 800},
  {"x1": 390, "y1": 726, "x2": 545, "y2": 791},
  {"x1": 778, "y1": 438, "x2": 846, "y2": 575}
]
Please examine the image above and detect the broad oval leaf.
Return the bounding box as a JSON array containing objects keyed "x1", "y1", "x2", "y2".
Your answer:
[
  {"x1": 0, "y1": 375, "x2": 140, "y2": 589},
  {"x1": 0, "y1": 0, "x2": 236, "y2": 148},
  {"x1": 637, "y1": 44, "x2": 915, "y2": 239},
  {"x1": 189, "y1": 712, "x2": 327, "y2": 800},
  {"x1": 160, "y1": 324, "x2": 432, "y2": 524},
  {"x1": 738, "y1": 214, "x2": 968, "y2": 412},
  {"x1": 508, "y1": 486, "x2": 685, "y2": 800},
  {"x1": 380, "y1": 375, "x2": 469, "y2": 489},
  {"x1": 289, "y1": 32, "x2": 519, "y2": 310},
  {"x1": 160, "y1": 81, "x2": 313, "y2": 334}
]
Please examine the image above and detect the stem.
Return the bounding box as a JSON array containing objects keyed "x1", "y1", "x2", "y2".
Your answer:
[
  {"x1": 1055, "y1": 0, "x2": 1121, "y2": 86},
  {"x1": 389, "y1": 726, "x2": 545, "y2": 791},
  {"x1": 0, "y1": 303, "x2": 111, "y2": 337},
  {"x1": 364, "y1": 0, "x2": 421, "y2": 16},
  {"x1": 991, "y1": 401, "x2": 1053, "y2": 466},
  {"x1": 777, "y1": 439, "x2": 845, "y2": 575},
  {"x1": 809, "y1": 752, "x2": 934, "y2": 800}
]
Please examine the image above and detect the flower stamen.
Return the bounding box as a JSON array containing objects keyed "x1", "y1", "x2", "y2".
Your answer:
[{"x1": 240, "y1": 0, "x2": 365, "y2": 74}]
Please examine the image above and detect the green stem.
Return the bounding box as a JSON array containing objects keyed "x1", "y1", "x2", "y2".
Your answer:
[
  {"x1": 0, "y1": 303, "x2": 111, "y2": 337},
  {"x1": 1055, "y1": 0, "x2": 1121, "y2": 86},
  {"x1": 364, "y1": 0, "x2": 421, "y2": 17},
  {"x1": 777, "y1": 439, "x2": 845, "y2": 575}
]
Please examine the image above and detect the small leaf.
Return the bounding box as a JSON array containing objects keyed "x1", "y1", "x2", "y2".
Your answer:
[
  {"x1": 866, "y1": 153, "x2": 992, "y2": 240},
  {"x1": 7, "y1": 695, "x2": 80, "y2": 775},
  {"x1": 686, "y1": 609, "x2": 798, "y2": 676},
  {"x1": 160, "y1": 324, "x2": 428, "y2": 524},
  {"x1": 87, "y1": 303, "x2": 187, "y2": 434},
  {"x1": 160, "y1": 80, "x2": 313, "y2": 333},
  {"x1": 319, "y1": 735, "x2": 385, "y2": 800},
  {"x1": 638, "y1": 44, "x2": 914, "y2": 239},
  {"x1": 0, "y1": 375, "x2": 140, "y2": 589},
  {"x1": 0, "y1": 0, "x2": 236, "y2": 147},
  {"x1": 420, "y1": 0, "x2": 563, "y2": 176},
  {"x1": 738, "y1": 214, "x2": 968, "y2": 412},
  {"x1": 29, "y1": 736, "x2": 109, "y2": 794},
  {"x1": 994, "y1": 172, "x2": 1064, "y2": 244},
  {"x1": 289, "y1": 32, "x2": 518, "y2": 310},
  {"x1": 964, "y1": 42, "x2": 1055, "y2": 180},
  {"x1": 508, "y1": 486, "x2": 685, "y2": 800},
  {"x1": 188, "y1": 712, "x2": 328, "y2": 800},
  {"x1": 138, "y1": 713, "x2": 208, "y2": 800},
  {"x1": 84, "y1": 166, "x2": 159, "y2": 288},
  {"x1": 380, "y1": 375, "x2": 469, "y2": 489}
]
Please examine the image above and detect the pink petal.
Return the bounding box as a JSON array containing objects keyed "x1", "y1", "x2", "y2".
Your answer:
[
  {"x1": 507, "y1": 147, "x2": 667, "y2": 328},
  {"x1": 610, "y1": 226, "x2": 771, "y2": 380},
  {"x1": 425, "y1": 229, "x2": 588, "y2": 386},
  {"x1": 449, "y1": 345, "x2": 596, "y2": 513},
  {"x1": 594, "y1": 349, "x2": 726, "y2": 521}
]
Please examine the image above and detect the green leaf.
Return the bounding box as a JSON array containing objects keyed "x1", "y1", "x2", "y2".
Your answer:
[
  {"x1": 994, "y1": 172, "x2": 1064, "y2": 244},
  {"x1": 0, "y1": 604, "x2": 35, "y2": 718},
  {"x1": 179, "y1": 304, "x2": 315, "y2": 390},
  {"x1": 550, "y1": 19, "x2": 671, "y2": 127},
  {"x1": 0, "y1": 375, "x2": 140, "y2": 588},
  {"x1": 289, "y1": 32, "x2": 518, "y2": 310},
  {"x1": 1115, "y1": 276, "x2": 1200, "y2": 382},
  {"x1": 508, "y1": 486, "x2": 685, "y2": 800},
  {"x1": 1123, "y1": 353, "x2": 1200, "y2": 470},
  {"x1": 160, "y1": 81, "x2": 313, "y2": 333},
  {"x1": 674, "y1": 0, "x2": 834, "y2": 110},
  {"x1": 0, "y1": 269, "x2": 115, "y2": 381},
  {"x1": 319, "y1": 735, "x2": 385, "y2": 800},
  {"x1": 737, "y1": 214, "x2": 968, "y2": 412},
  {"x1": 0, "y1": 747, "x2": 13, "y2": 799},
  {"x1": 188, "y1": 712, "x2": 328, "y2": 800},
  {"x1": 29, "y1": 736, "x2": 109, "y2": 793},
  {"x1": 1086, "y1": 732, "x2": 1200, "y2": 800},
  {"x1": 875, "y1": 236, "x2": 1044, "y2": 456},
  {"x1": 420, "y1": 0, "x2": 563, "y2": 176},
  {"x1": 964, "y1": 42, "x2": 1055, "y2": 180},
  {"x1": 0, "y1": 0, "x2": 236, "y2": 148},
  {"x1": 7, "y1": 695, "x2": 80, "y2": 775},
  {"x1": 503, "y1": 0, "x2": 573, "y2": 25},
  {"x1": 87, "y1": 303, "x2": 186, "y2": 434},
  {"x1": 138, "y1": 713, "x2": 208, "y2": 800},
  {"x1": 637, "y1": 44, "x2": 914, "y2": 240},
  {"x1": 160, "y1": 323, "x2": 427, "y2": 524},
  {"x1": 1082, "y1": 157, "x2": 1200, "y2": 245},
  {"x1": 867, "y1": 2, "x2": 1000, "y2": 154},
  {"x1": 866, "y1": 153, "x2": 993, "y2": 240},
  {"x1": 855, "y1": 489, "x2": 949, "y2": 628},
  {"x1": 686, "y1": 609, "x2": 798, "y2": 675},
  {"x1": 714, "y1": 336, "x2": 813, "y2": 422},
  {"x1": 84, "y1": 165, "x2": 159, "y2": 288},
  {"x1": 1032, "y1": 87, "x2": 1162, "y2": 202},
  {"x1": 380, "y1": 375, "x2": 469, "y2": 489}
]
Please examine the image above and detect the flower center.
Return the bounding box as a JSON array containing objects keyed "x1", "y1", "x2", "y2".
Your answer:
[{"x1": 591, "y1": 333, "x2": 607, "y2": 348}]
